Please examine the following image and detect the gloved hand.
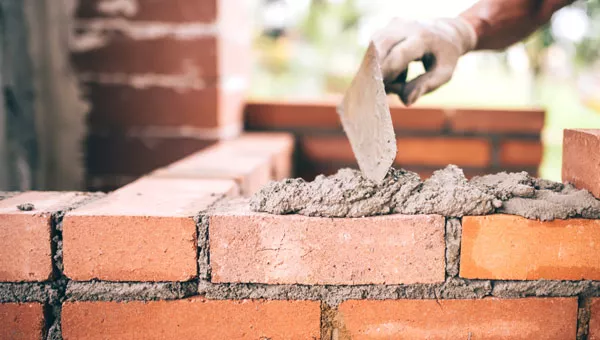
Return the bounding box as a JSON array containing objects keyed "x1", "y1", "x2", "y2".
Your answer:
[{"x1": 372, "y1": 17, "x2": 477, "y2": 106}]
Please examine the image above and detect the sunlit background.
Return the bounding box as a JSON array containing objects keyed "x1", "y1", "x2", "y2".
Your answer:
[{"x1": 248, "y1": 0, "x2": 600, "y2": 181}]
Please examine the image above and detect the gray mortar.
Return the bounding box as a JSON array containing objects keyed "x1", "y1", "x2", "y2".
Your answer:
[
  {"x1": 577, "y1": 298, "x2": 592, "y2": 340},
  {"x1": 197, "y1": 215, "x2": 211, "y2": 281},
  {"x1": 250, "y1": 165, "x2": 600, "y2": 220},
  {"x1": 0, "y1": 282, "x2": 58, "y2": 303},
  {"x1": 66, "y1": 281, "x2": 198, "y2": 301},
  {"x1": 492, "y1": 280, "x2": 600, "y2": 298},
  {"x1": 445, "y1": 218, "x2": 461, "y2": 277}
]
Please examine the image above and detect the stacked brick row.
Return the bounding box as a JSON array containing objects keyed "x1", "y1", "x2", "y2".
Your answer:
[
  {"x1": 1, "y1": 129, "x2": 599, "y2": 339},
  {"x1": 72, "y1": 0, "x2": 251, "y2": 191},
  {"x1": 245, "y1": 100, "x2": 545, "y2": 180}
]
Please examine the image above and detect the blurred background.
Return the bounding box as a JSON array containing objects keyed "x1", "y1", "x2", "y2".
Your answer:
[
  {"x1": 250, "y1": 0, "x2": 600, "y2": 180},
  {"x1": 1, "y1": 0, "x2": 600, "y2": 191}
]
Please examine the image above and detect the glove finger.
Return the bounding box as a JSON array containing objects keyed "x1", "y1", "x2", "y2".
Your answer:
[
  {"x1": 401, "y1": 66, "x2": 454, "y2": 106},
  {"x1": 380, "y1": 37, "x2": 427, "y2": 84}
]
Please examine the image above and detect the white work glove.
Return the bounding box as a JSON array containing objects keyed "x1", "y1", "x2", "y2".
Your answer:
[{"x1": 372, "y1": 17, "x2": 477, "y2": 106}]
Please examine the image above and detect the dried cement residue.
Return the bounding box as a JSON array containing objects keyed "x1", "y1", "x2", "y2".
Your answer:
[{"x1": 250, "y1": 165, "x2": 600, "y2": 220}]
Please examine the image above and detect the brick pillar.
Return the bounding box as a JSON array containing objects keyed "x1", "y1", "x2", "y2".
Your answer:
[{"x1": 72, "y1": 0, "x2": 251, "y2": 191}]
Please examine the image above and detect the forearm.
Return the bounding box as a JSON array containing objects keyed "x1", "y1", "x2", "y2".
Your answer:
[{"x1": 459, "y1": 0, "x2": 575, "y2": 50}]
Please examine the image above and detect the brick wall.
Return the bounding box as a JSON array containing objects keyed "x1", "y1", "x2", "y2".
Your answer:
[
  {"x1": 245, "y1": 100, "x2": 545, "y2": 180},
  {"x1": 1, "y1": 130, "x2": 599, "y2": 339},
  {"x1": 72, "y1": 0, "x2": 251, "y2": 191}
]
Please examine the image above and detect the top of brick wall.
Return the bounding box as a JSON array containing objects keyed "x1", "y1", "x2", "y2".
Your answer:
[{"x1": 245, "y1": 100, "x2": 545, "y2": 134}]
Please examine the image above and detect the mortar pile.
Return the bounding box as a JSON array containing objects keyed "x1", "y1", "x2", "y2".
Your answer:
[{"x1": 250, "y1": 165, "x2": 600, "y2": 220}]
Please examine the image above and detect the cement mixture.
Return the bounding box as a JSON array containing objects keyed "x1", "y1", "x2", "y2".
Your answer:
[{"x1": 250, "y1": 165, "x2": 600, "y2": 220}]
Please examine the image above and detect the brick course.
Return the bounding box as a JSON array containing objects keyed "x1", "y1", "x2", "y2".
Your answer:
[{"x1": 62, "y1": 298, "x2": 321, "y2": 340}]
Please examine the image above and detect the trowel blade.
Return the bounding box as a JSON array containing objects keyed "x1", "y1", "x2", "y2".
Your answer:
[{"x1": 337, "y1": 42, "x2": 397, "y2": 184}]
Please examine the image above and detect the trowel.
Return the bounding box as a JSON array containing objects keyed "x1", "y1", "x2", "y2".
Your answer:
[{"x1": 337, "y1": 42, "x2": 397, "y2": 184}]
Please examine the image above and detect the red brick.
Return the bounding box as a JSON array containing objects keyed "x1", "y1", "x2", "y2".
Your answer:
[
  {"x1": 210, "y1": 208, "x2": 445, "y2": 285},
  {"x1": 460, "y1": 215, "x2": 600, "y2": 280},
  {"x1": 0, "y1": 192, "x2": 91, "y2": 282},
  {"x1": 245, "y1": 100, "x2": 446, "y2": 131},
  {"x1": 300, "y1": 136, "x2": 490, "y2": 167},
  {"x1": 151, "y1": 136, "x2": 283, "y2": 195},
  {"x1": 63, "y1": 177, "x2": 238, "y2": 281},
  {"x1": 86, "y1": 134, "x2": 216, "y2": 176},
  {"x1": 72, "y1": 36, "x2": 248, "y2": 78},
  {"x1": 76, "y1": 0, "x2": 218, "y2": 22},
  {"x1": 590, "y1": 298, "x2": 600, "y2": 340},
  {"x1": 85, "y1": 83, "x2": 244, "y2": 130},
  {"x1": 62, "y1": 298, "x2": 320, "y2": 340},
  {"x1": 449, "y1": 108, "x2": 545, "y2": 133},
  {"x1": 337, "y1": 298, "x2": 577, "y2": 339},
  {"x1": 563, "y1": 129, "x2": 600, "y2": 199},
  {"x1": 0, "y1": 303, "x2": 45, "y2": 340},
  {"x1": 500, "y1": 140, "x2": 543, "y2": 166}
]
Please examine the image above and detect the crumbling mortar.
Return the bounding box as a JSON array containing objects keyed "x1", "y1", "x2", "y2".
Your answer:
[{"x1": 577, "y1": 297, "x2": 592, "y2": 340}]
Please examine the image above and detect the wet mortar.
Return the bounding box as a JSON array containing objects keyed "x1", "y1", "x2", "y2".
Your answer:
[{"x1": 250, "y1": 165, "x2": 600, "y2": 220}]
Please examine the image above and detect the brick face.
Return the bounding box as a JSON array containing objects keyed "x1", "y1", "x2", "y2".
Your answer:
[
  {"x1": 0, "y1": 303, "x2": 45, "y2": 340},
  {"x1": 85, "y1": 83, "x2": 243, "y2": 130},
  {"x1": 562, "y1": 129, "x2": 600, "y2": 199},
  {"x1": 0, "y1": 192, "x2": 91, "y2": 282},
  {"x1": 62, "y1": 298, "x2": 321, "y2": 340},
  {"x1": 63, "y1": 177, "x2": 238, "y2": 281},
  {"x1": 590, "y1": 298, "x2": 600, "y2": 340},
  {"x1": 460, "y1": 215, "x2": 600, "y2": 280},
  {"x1": 449, "y1": 108, "x2": 545, "y2": 133},
  {"x1": 337, "y1": 298, "x2": 577, "y2": 339},
  {"x1": 210, "y1": 211, "x2": 445, "y2": 285},
  {"x1": 500, "y1": 140, "x2": 543, "y2": 166}
]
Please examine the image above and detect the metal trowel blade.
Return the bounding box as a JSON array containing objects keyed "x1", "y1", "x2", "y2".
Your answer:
[{"x1": 337, "y1": 42, "x2": 397, "y2": 183}]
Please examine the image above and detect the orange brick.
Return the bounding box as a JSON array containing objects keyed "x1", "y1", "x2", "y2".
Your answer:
[
  {"x1": 62, "y1": 298, "x2": 320, "y2": 340},
  {"x1": 63, "y1": 177, "x2": 238, "y2": 281},
  {"x1": 151, "y1": 133, "x2": 291, "y2": 195},
  {"x1": 77, "y1": 0, "x2": 218, "y2": 22},
  {"x1": 396, "y1": 137, "x2": 491, "y2": 167},
  {"x1": 460, "y1": 215, "x2": 600, "y2": 280},
  {"x1": 0, "y1": 303, "x2": 45, "y2": 340},
  {"x1": 449, "y1": 108, "x2": 545, "y2": 133},
  {"x1": 210, "y1": 209, "x2": 445, "y2": 285},
  {"x1": 245, "y1": 100, "x2": 446, "y2": 131},
  {"x1": 337, "y1": 298, "x2": 577, "y2": 339},
  {"x1": 590, "y1": 298, "x2": 600, "y2": 340},
  {"x1": 563, "y1": 129, "x2": 600, "y2": 199},
  {"x1": 0, "y1": 192, "x2": 91, "y2": 282},
  {"x1": 500, "y1": 140, "x2": 543, "y2": 166}
]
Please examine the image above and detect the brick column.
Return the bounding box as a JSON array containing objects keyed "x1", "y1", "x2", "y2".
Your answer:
[{"x1": 72, "y1": 0, "x2": 251, "y2": 191}]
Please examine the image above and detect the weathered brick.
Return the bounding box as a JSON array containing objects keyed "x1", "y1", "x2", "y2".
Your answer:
[
  {"x1": 210, "y1": 207, "x2": 445, "y2": 285},
  {"x1": 86, "y1": 134, "x2": 217, "y2": 176},
  {"x1": 337, "y1": 298, "x2": 577, "y2": 339},
  {"x1": 85, "y1": 83, "x2": 244, "y2": 130},
  {"x1": 245, "y1": 101, "x2": 446, "y2": 131},
  {"x1": 73, "y1": 36, "x2": 248, "y2": 78},
  {"x1": 300, "y1": 136, "x2": 490, "y2": 167},
  {"x1": 63, "y1": 177, "x2": 238, "y2": 281},
  {"x1": 590, "y1": 298, "x2": 600, "y2": 340},
  {"x1": 62, "y1": 298, "x2": 320, "y2": 339},
  {"x1": 0, "y1": 192, "x2": 91, "y2": 282},
  {"x1": 563, "y1": 129, "x2": 600, "y2": 198},
  {"x1": 500, "y1": 140, "x2": 543, "y2": 166},
  {"x1": 449, "y1": 108, "x2": 545, "y2": 133},
  {"x1": 0, "y1": 303, "x2": 45, "y2": 340},
  {"x1": 461, "y1": 215, "x2": 600, "y2": 280}
]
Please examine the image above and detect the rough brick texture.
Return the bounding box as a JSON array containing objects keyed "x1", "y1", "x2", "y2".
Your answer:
[
  {"x1": 210, "y1": 206, "x2": 445, "y2": 285},
  {"x1": 460, "y1": 215, "x2": 600, "y2": 280},
  {"x1": 63, "y1": 177, "x2": 238, "y2": 281},
  {"x1": 0, "y1": 192, "x2": 90, "y2": 282},
  {"x1": 0, "y1": 303, "x2": 45, "y2": 340},
  {"x1": 563, "y1": 129, "x2": 600, "y2": 199},
  {"x1": 337, "y1": 298, "x2": 577, "y2": 339},
  {"x1": 152, "y1": 133, "x2": 293, "y2": 194},
  {"x1": 591, "y1": 298, "x2": 600, "y2": 340},
  {"x1": 62, "y1": 298, "x2": 320, "y2": 339}
]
